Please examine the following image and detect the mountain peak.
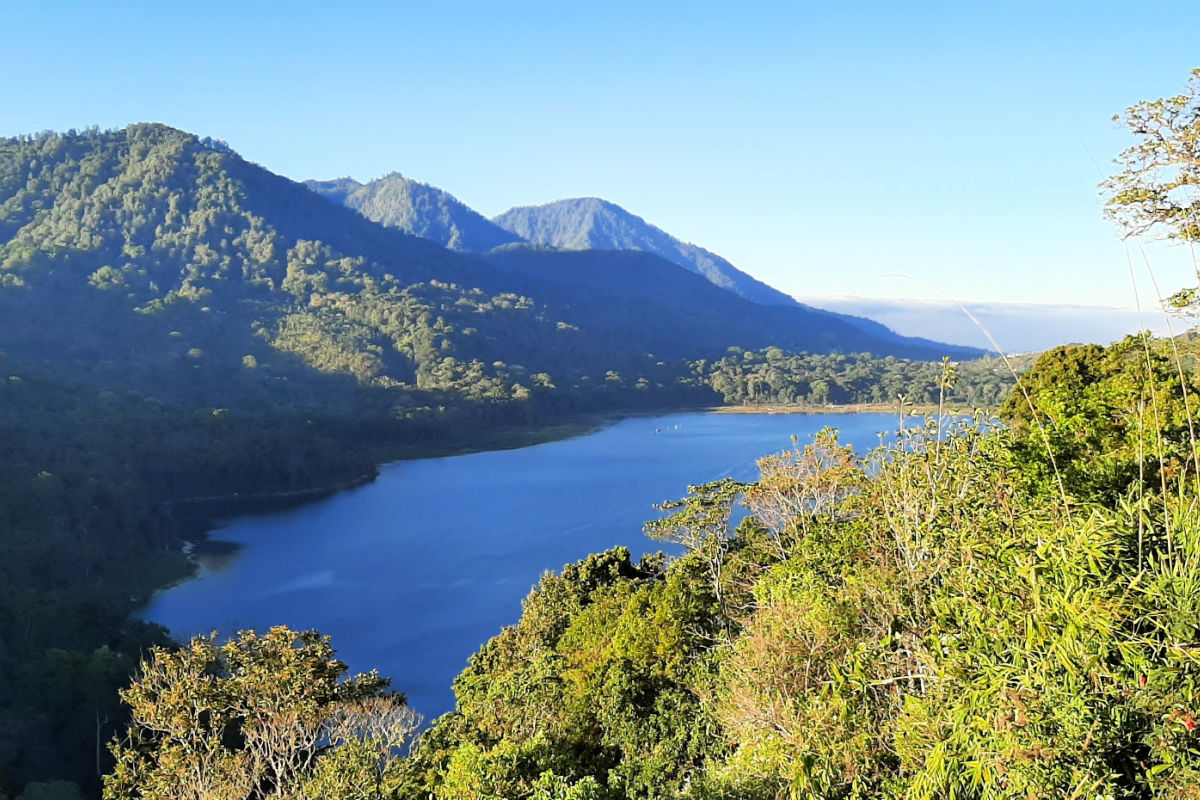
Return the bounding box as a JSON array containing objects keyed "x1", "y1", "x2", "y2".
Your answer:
[
  {"x1": 304, "y1": 173, "x2": 522, "y2": 252},
  {"x1": 491, "y1": 197, "x2": 658, "y2": 252},
  {"x1": 491, "y1": 197, "x2": 800, "y2": 305}
]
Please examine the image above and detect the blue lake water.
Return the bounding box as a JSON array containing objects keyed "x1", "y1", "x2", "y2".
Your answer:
[{"x1": 143, "y1": 411, "x2": 898, "y2": 719}]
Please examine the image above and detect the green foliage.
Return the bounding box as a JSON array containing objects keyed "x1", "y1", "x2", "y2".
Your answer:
[
  {"x1": 645, "y1": 479, "x2": 746, "y2": 641},
  {"x1": 1102, "y1": 68, "x2": 1200, "y2": 245},
  {"x1": 10, "y1": 116, "x2": 1197, "y2": 800},
  {"x1": 397, "y1": 548, "x2": 723, "y2": 799},
  {"x1": 104, "y1": 627, "x2": 416, "y2": 800},
  {"x1": 398, "y1": 336, "x2": 1200, "y2": 799},
  {"x1": 1103, "y1": 66, "x2": 1200, "y2": 312},
  {"x1": 699, "y1": 347, "x2": 1029, "y2": 408},
  {"x1": 1000, "y1": 338, "x2": 1200, "y2": 502},
  {"x1": 0, "y1": 124, "x2": 725, "y2": 416},
  {"x1": 0, "y1": 122, "x2": 994, "y2": 796}
]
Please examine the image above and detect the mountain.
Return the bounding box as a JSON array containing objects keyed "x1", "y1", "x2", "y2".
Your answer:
[
  {"x1": 305, "y1": 172, "x2": 523, "y2": 252},
  {"x1": 484, "y1": 244, "x2": 982, "y2": 361},
  {"x1": 305, "y1": 178, "x2": 976, "y2": 355},
  {"x1": 488, "y1": 198, "x2": 988, "y2": 353},
  {"x1": 491, "y1": 197, "x2": 798, "y2": 306},
  {"x1": 0, "y1": 125, "x2": 983, "y2": 412}
]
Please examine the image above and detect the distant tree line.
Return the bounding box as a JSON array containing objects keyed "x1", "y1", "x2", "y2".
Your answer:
[{"x1": 695, "y1": 347, "x2": 1034, "y2": 407}]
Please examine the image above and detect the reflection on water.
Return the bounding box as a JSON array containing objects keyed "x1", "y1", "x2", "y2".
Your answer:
[{"x1": 144, "y1": 411, "x2": 898, "y2": 718}]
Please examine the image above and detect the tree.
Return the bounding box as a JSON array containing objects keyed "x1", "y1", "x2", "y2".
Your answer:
[
  {"x1": 645, "y1": 478, "x2": 745, "y2": 640},
  {"x1": 1102, "y1": 67, "x2": 1200, "y2": 306},
  {"x1": 103, "y1": 627, "x2": 419, "y2": 800},
  {"x1": 742, "y1": 427, "x2": 861, "y2": 561},
  {"x1": 1000, "y1": 339, "x2": 1200, "y2": 502}
]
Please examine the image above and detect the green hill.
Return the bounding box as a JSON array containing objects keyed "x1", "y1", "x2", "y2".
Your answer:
[
  {"x1": 305, "y1": 172, "x2": 524, "y2": 252},
  {"x1": 491, "y1": 196, "x2": 795, "y2": 304},
  {"x1": 0, "y1": 124, "x2": 977, "y2": 407}
]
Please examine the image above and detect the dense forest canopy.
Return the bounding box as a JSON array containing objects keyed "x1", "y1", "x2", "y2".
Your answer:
[
  {"x1": 0, "y1": 124, "x2": 977, "y2": 402},
  {"x1": 305, "y1": 173, "x2": 524, "y2": 253},
  {"x1": 699, "y1": 347, "x2": 1032, "y2": 407}
]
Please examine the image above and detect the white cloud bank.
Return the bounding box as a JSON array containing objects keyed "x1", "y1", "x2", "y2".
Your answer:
[{"x1": 800, "y1": 296, "x2": 1187, "y2": 354}]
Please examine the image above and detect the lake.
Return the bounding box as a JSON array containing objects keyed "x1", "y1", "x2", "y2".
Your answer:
[{"x1": 143, "y1": 411, "x2": 899, "y2": 719}]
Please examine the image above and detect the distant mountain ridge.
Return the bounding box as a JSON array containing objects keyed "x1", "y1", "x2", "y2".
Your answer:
[
  {"x1": 305, "y1": 176, "x2": 976, "y2": 354},
  {"x1": 0, "y1": 124, "x2": 979, "y2": 413},
  {"x1": 480, "y1": 243, "x2": 982, "y2": 361},
  {"x1": 304, "y1": 172, "x2": 522, "y2": 252},
  {"x1": 487, "y1": 198, "x2": 980, "y2": 351},
  {"x1": 490, "y1": 197, "x2": 800, "y2": 307}
]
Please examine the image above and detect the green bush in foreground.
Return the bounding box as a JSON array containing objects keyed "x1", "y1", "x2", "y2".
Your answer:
[{"x1": 104, "y1": 628, "x2": 418, "y2": 800}]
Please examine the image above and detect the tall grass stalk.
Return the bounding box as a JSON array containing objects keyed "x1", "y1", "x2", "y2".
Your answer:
[
  {"x1": 1125, "y1": 241, "x2": 1174, "y2": 550},
  {"x1": 868, "y1": 272, "x2": 1072, "y2": 514},
  {"x1": 1136, "y1": 240, "x2": 1200, "y2": 499}
]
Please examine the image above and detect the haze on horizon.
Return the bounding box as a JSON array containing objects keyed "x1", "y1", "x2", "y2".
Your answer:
[
  {"x1": 3, "y1": 1, "x2": 1197, "y2": 313},
  {"x1": 800, "y1": 295, "x2": 1182, "y2": 355}
]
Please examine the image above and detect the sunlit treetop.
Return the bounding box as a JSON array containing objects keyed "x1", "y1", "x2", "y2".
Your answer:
[{"x1": 1103, "y1": 67, "x2": 1200, "y2": 244}]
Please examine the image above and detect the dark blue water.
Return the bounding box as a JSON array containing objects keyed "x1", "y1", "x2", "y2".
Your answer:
[{"x1": 143, "y1": 411, "x2": 896, "y2": 719}]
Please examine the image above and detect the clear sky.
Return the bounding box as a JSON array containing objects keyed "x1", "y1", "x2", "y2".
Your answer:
[{"x1": 3, "y1": 1, "x2": 1197, "y2": 308}]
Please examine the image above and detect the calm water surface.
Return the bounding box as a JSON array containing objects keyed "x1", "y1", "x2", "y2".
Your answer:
[{"x1": 144, "y1": 411, "x2": 896, "y2": 718}]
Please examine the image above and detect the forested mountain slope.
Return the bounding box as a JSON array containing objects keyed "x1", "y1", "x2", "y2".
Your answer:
[
  {"x1": 491, "y1": 196, "x2": 797, "y2": 305},
  {"x1": 484, "y1": 244, "x2": 983, "y2": 360},
  {"x1": 304, "y1": 172, "x2": 523, "y2": 252},
  {"x1": 490, "y1": 197, "x2": 974, "y2": 353},
  {"x1": 0, "y1": 124, "x2": 974, "y2": 408},
  {"x1": 303, "y1": 171, "x2": 975, "y2": 355}
]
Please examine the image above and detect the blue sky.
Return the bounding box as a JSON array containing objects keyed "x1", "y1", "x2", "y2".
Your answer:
[{"x1": 4, "y1": 1, "x2": 1197, "y2": 309}]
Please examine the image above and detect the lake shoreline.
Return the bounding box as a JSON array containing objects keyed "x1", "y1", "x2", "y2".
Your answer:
[
  {"x1": 167, "y1": 416, "x2": 613, "y2": 537},
  {"x1": 158, "y1": 411, "x2": 633, "y2": 591},
  {"x1": 155, "y1": 403, "x2": 924, "y2": 602},
  {"x1": 168, "y1": 402, "x2": 942, "y2": 540},
  {"x1": 711, "y1": 401, "x2": 944, "y2": 415},
  {"x1": 142, "y1": 409, "x2": 902, "y2": 717}
]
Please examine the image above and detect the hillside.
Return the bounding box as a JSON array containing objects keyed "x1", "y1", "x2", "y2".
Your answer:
[
  {"x1": 491, "y1": 196, "x2": 798, "y2": 305},
  {"x1": 97, "y1": 339, "x2": 1200, "y2": 800},
  {"x1": 488, "y1": 198, "x2": 979, "y2": 353},
  {"x1": 484, "y1": 244, "x2": 982, "y2": 360},
  {"x1": 0, "y1": 125, "x2": 976, "y2": 408},
  {"x1": 304, "y1": 175, "x2": 975, "y2": 355},
  {"x1": 305, "y1": 172, "x2": 523, "y2": 252}
]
